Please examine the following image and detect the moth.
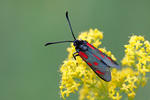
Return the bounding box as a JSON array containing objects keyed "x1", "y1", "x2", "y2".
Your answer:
[{"x1": 45, "y1": 11, "x2": 120, "y2": 82}]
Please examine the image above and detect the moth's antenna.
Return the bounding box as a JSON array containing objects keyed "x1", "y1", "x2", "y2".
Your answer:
[
  {"x1": 44, "y1": 40, "x2": 73, "y2": 46},
  {"x1": 66, "y1": 11, "x2": 76, "y2": 40}
]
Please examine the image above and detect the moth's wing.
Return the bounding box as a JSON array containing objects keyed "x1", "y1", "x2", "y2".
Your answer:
[
  {"x1": 86, "y1": 42, "x2": 121, "y2": 69},
  {"x1": 100, "y1": 51, "x2": 121, "y2": 68},
  {"x1": 93, "y1": 61, "x2": 111, "y2": 82},
  {"x1": 95, "y1": 49, "x2": 121, "y2": 69},
  {"x1": 79, "y1": 50, "x2": 111, "y2": 82}
]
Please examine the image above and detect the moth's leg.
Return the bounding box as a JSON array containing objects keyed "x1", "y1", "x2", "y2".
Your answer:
[
  {"x1": 73, "y1": 52, "x2": 79, "y2": 60},
  {"x1": 73, "y1": 52, "x2": 79, "y2": 66}
]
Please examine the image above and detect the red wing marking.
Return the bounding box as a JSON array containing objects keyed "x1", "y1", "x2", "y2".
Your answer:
[
  {"x1": 93, "y1": 54, "x2": 101, "y2": 61},
  {"x1": 87, "y1": 43, "x2": 95, "y2": 50},
  {"x1": 93, "y1": 62, "x2": 98, "y2": 66},
  {"x1": 96, "y1": 70, "x2": 104, "y2": 75},
  {"x1": 99, "y1": 50, "x2": 103, "y2": 53},
  {"x1": 87, "y1": 62, "x2": 92, "y2": 66},
  {"x1": 100, "y1": 54, "x2": 105, "y2": 58},
  {"x1": 98, "y1": 50, "x2": 105, "y2": 58},
  {"x1": 79, "y1": 51, "x2": 88, "y2": 59},
  {"x1": 107, "y1": 57, "x2": 112, "y2": 61},
  {"x1": 78, "y1": 52, "x2": 92, "y2": 66}
]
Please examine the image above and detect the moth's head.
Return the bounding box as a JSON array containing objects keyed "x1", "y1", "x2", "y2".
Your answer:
[
  {"x1": 73, "y1": 40, "x2": 88, "y2": 51},
  {"x1": 73, "y1": 40, "x2": 80, "y2": 46}
]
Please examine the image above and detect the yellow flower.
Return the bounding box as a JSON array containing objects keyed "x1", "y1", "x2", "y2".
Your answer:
[
  {"x1": 128, "y1": 91, "x2": 136, "y2": 98},
  {"x1": 59, "y1": 29, "x2": 150, "y2": 100},
  {"x1": 112, "y1": 92, "x2": 122, "y2": 100}
]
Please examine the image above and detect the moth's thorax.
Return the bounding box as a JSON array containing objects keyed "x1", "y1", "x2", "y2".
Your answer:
[{"x1": 73, "y1": 40, "x2": 88, "y2": 51}]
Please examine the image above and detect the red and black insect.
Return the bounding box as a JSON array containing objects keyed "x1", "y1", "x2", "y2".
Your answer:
[{"x1": 45, "y1": 11, "x2": 120, "y2": 82}]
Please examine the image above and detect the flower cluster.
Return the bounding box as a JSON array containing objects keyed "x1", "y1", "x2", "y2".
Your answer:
[{"x1": 59, "y1": 29, "x2": 150, "y2": 100}]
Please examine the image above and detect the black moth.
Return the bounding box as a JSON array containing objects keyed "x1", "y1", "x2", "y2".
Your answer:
[{"x1": 45, "y1": 11, "x2": 120, "y2": 82}]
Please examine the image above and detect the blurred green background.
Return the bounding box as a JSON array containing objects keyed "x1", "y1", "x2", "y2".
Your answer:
[{"x1": 1, "y1": 0, "x2": 150, "y2": 100}]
